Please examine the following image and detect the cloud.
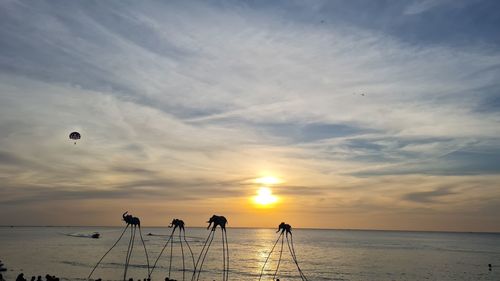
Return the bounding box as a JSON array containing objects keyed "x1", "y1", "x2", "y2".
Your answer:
[
  {"x1": 403, "y1": 0, "x2": 450, "y2": 15},
  {"x1": 0, "y1": 151, "x2": 25, "y2": 166},
  {"x1": 0, "y1": 0, "x2": 499, "y2": 230},
  {"x1": 402, "y1": 186, "x2": 456, "y2": 203},
  {"x1": 349, "y1": 144, "x2": 500, "y2": 176}
]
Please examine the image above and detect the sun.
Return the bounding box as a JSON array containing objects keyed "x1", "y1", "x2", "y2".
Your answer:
[{"x1": 253, "y1": 187, "x2": 278, "y2": 207}]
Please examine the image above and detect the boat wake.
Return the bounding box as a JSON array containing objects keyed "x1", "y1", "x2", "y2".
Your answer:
[{"x1": 60, "y1": 232, "x2": 100, "y2": 239}]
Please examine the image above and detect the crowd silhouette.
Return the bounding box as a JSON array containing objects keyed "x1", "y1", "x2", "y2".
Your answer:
[
  {"x1": 13, "y1": 274, "x2": 60, "y2": 281},
  {"x1": 3, "y1": 274, "x2": 188, "y2": 281}
]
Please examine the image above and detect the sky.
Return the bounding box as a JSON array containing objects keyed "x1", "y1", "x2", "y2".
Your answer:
[{"x1": 1, "y1": 0, "x2": 500, "y2": 232}]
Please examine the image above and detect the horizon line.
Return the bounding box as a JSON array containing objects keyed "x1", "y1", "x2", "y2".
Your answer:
[{"x1": 1, "y1": 225, "x2": 499, "y2": 234}]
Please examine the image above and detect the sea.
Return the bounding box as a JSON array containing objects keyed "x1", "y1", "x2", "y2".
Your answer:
[{"x1": 0, "y1": 227, "x2": 499, "y2": 281}]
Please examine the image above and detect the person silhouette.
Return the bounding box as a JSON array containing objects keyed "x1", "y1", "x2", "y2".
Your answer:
[{"x1": 16, "y1": 273, "x2": 27, "y2": 281}]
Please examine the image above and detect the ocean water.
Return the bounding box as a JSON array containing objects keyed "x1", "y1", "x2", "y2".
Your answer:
[{"x1": 0, "y1": 227, "x2": 499, "y2": 281}]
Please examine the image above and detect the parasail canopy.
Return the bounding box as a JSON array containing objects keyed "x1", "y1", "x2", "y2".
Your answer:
[{"x1": 69, "y1": 131, "x2": 81, "y2": 140}]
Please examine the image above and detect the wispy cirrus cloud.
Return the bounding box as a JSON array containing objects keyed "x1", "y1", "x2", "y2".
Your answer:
[
  {"x1": 0, "y1": 0, "x2": 499, "y2": 230},
  {"x1": 403, "y1": 0, "x2": 451, "y2": 15}
]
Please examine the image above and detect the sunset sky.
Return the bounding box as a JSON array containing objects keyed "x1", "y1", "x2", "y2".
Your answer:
[{"x1": 1, "y1": 0, "x2": 499, "y2": 232}]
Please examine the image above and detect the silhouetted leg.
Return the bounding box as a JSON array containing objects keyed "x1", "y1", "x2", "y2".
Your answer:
[
  {"x1": 88, "y1": 224, "x2": 129, "y2": 280},
  {"x1": 222, "y1": 229, "x2": 226, "y2": 281},
  {"x1": 196, "y1": 230, "x2": 215, "y2": 281},
  {"x1": 169, "y1": 229, "x2": 174, "y2": 278},
  {"x1": 123, "y1": 226, "x2": 134, "y2": 281},
  {"x1": 128, "y1": 226, "x2": 137, "y2": 280},
  {"x1": 259, "y1": 232, "x2": 283, "y2": 281},
  {"x1": 191, "y1": 229, "x2": 213, "y2": 281},
  {"x1": 290, "y1": 234, "x2": 307, "y2": 281},
  {"x1": 182, "y1": 229, "x2": 196, "y2": 272},
  {"x1": 124, "y1": 226, "x2": 136, "y2": 281},
  {"x1": 273, "y1": 235, "x2": 284, "y2": 281},
  {"x1": 179, "y1": 230, "x2": 185, "y2": 281},
  {"x1": 138, "y1": 226, "x2": 150, "y2": 277},
  {"x1": 224, "y1": 228, "x2": 229, "y2": 281},
  {"x1": 286, "y1": 234, "x2": 307, "y2": 281},
  {"x1": 289, "y1": 233, "x2": 297, "y2": 261},
  {"x1": 150, "y1": 230, "x2": 174, "y2": 277}
]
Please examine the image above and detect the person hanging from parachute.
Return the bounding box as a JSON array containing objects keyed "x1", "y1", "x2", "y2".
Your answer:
[{"x1": 69, "y1": 131, "x2": 81, "y2": 145}]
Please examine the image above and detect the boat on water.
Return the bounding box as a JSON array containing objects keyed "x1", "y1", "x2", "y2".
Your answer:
[{"x1": 91, "y1": 232, "x2": 100, "y2": 239}]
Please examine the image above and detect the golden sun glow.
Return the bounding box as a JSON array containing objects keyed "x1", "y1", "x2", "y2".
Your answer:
[
  {"x1": 253, "y1": 187, "x2": 278, "y2": 207},
  {"x1": 255, "y1": 176, "x2": 282, "y2": 185}
]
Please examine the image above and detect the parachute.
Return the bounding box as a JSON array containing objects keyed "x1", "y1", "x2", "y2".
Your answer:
[{"x1": 69, "y1": 131, "x2": 81, "y2": 144}]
